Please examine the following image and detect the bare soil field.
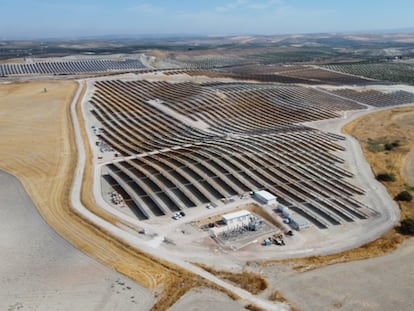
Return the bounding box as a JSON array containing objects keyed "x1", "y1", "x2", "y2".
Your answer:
[
  {"x1": 169, "y1": 287, "x2": 246, "y2": 311},
  {"x1": 274, "y1": 238, "x2": 414, "y2": 311},
  {"x1": 0, "y1": 170, "x2": 154, "y2": 311}
]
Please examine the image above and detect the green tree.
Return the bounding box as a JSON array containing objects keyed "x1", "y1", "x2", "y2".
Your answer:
[
  {"x1": 395, "y1": 191, "x2": 413, "y2": 202},
  {"x1": 400, "y1": 219, "x2": 414, "y2": 235},
  {"x1": 376, "y1": 173, "x2": 396, "y2": 182}
]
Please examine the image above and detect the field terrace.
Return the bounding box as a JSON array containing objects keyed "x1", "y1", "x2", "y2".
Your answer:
[{"x1": 86, "y1": 75, "x2": 382, "y2": 231}]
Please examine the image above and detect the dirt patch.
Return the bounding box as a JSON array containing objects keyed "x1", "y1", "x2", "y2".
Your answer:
[
  {"x1": 269, "y1": 290, "x2": 289, "y2": 303},
  {"x1": 276, "y1": 238, "x2": 414, "y2": 311},
  {"x1": 196, "y1": 264, "x2": 268, "y2": 295},
  {"x1": 268, "y1": 291, "x2": 300, "y2": 311},
  {"x1": 168, "y1": 287, "x2": 246, "y2": 311},
  {"x1": 245, "y1": 304, "x2": 267, "y2": 311}
]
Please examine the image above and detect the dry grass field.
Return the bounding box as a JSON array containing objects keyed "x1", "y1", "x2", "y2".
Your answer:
[
  {"x1": 0, "y1": 80, "x2": 229, "y2": 311},
  {"x1": 344, "y1": 107, "x2": 414, "y2": 221}
]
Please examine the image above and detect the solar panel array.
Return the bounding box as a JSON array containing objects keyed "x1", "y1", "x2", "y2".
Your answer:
[
  {"x1": 90, "y1": 79, "x2": 379, "y2": 227},
  {"x1": 0, "y1": 59, "x2": 145, "y2": 76}
]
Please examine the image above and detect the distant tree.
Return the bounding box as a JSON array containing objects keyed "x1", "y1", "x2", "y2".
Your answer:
[
  {"x1": 395, "y1": 191, "x2": 413, "y2": 202},
  {"x1": 376, "y1": 173, "x2": 396, "y2": 182},
  {"x1": 400, "y1": 219, "x2": 414, "y2": 235}
]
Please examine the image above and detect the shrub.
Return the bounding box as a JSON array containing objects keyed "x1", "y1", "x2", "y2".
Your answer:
[
  {"x1": 400, "y1": 219, "x2": 414, "y2": 235},
  {"x1": 384, "y1": 143, "x2": 394, "y2": 151},
  {"x1": 384, "y1": 140, "x2": 400, "y2": 151},
  {"x1": 395, "y1": 191, "x2": 413, "y2": 202},
  {"x1": 376, "y1": 173, "x2": 396, "y2": 182}
]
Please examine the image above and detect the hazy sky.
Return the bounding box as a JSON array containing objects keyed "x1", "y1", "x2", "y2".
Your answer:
[{"x1": 1, "y1": 0, "x2": 413, "y2": 39}]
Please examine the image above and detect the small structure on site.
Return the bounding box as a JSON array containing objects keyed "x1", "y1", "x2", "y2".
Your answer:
[
  {"x1": 278, "y1": 205, "x2": 311, "y2": 231},
  {"x1": 209, "y1": 209, "x2": 256, "y2": 238},
  {"x1": 222, "y1": 210, "x2": 252, "y2": 225},
  {"x1": 253, "y1": 190, "x2": 278, "y2": 205}
]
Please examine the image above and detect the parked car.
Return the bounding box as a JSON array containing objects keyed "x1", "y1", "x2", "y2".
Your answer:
[{"x1": 172, "y1": 212, "x2": 182, "y2": 220}]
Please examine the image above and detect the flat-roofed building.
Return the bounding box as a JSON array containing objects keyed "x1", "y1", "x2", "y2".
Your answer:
[
  {"x1": 254, "y1": 190, "x2": 278, "y2": 205},
  {"x1": 222, "y1": 210, "x2": 251, "y2": 225}
]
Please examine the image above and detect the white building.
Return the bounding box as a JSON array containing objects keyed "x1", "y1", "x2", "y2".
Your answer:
[
  {"x1": 289, "y1": 215, "x2": 311, "y2": 231},
  {"x1": 254, "y1": 190, "x2": 278, "y2": 205},
  {"x1": 278, "y1": 205, "x2": 311, "y2": 231},
  {"x1": 222, "y1": 210, "x2": 251, "y2": 225}
]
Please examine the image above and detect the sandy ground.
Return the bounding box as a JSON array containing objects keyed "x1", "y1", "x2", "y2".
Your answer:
[
  {"x1": 170, "y1": 288, "x2": 246, "y2": 311},
  {"x1": 270, "y1": 238, "x2": 414, "y2": 311},
  {"x1": 0, "y1": 170, "x2": 154, "y2": 311}
]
